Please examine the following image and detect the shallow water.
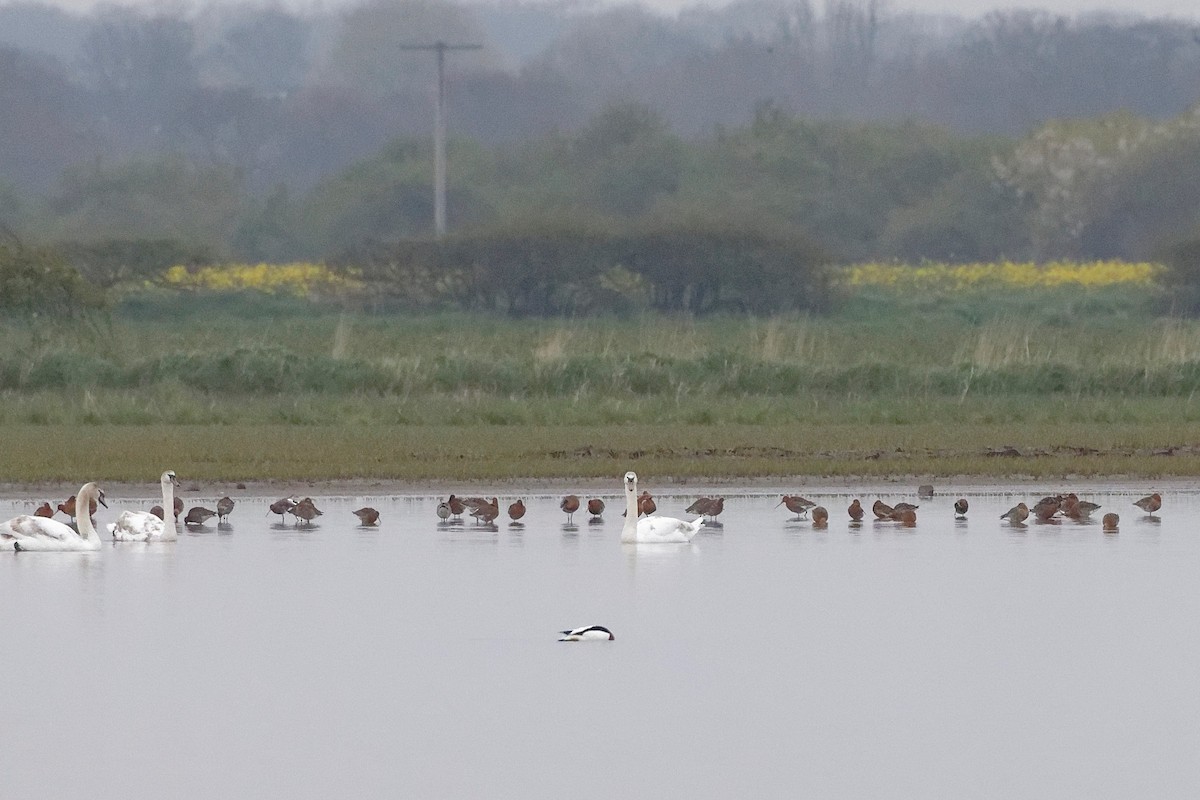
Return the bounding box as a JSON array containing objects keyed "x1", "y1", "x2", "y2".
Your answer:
[{"x1": 1, "y1": 484, "x2": 1197, "y2": 799}]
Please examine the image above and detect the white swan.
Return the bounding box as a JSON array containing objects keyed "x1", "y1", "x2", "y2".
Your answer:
[
  {"x1": 108, "y1": 470, "x2": 180, "y2": 542},
  {"x1": 620, "y1": 471, "x2": 702, "y2": 544},
  {"x1": 2, "y1": 482, "x2": 107, "y2": 552}
]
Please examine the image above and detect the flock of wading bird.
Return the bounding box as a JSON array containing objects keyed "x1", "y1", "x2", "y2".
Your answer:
[{"x1": 0, "y1": 469, "x2": 1166, "y2": 552}]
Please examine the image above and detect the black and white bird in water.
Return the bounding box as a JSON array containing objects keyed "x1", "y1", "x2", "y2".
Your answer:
[{"x1": 558, "y1": 625, "x2": 614, "y2": 642}]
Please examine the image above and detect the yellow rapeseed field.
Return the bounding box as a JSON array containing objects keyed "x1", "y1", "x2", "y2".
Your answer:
[
  {"x1": 840, "y1": 260, "x2": 1161, "y2": 291},
  {"x1": 162, "y1": 262, "x2": 362, "y2": 295}
]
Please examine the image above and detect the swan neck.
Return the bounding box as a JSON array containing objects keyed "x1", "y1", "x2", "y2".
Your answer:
[
  {"x1": 621, "y1": 478, "x2": 638, "y2": 542},
  {"x1": 75, "y1": 488, "x2": 100, "y2": 542},
  {"x1": 162, "y1": 477, "x2": 175, "y2": 526}
]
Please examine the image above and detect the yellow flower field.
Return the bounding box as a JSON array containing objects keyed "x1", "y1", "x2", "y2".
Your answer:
[
  {"x1": 840, "y1": 260, "x2": 1162, "y2": 291},
  {"x1": 162, "y1": 262, "x2": 362, "y2": 295}
]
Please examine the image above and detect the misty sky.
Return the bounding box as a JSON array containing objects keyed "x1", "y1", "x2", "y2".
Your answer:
[
  {"x1": 673, "y1": 0, "x2": 1200, "y2": 17},
  {"x1": 15, "y1": 0, "x2": 1200, "y2": 17}
]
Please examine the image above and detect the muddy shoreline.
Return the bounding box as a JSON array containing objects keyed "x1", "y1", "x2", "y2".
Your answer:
[{"x1": 1, "y1": 474, "x2": 1193, "y2": 503}]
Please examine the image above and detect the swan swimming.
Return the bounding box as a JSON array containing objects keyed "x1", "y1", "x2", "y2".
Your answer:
[
  {"x1": 559, "y1": 625, "x2": 614, "y2": 642},
  {"x1": 2, "y1": 482, "x2": 108, "y2": 551},
  {"x1": 620, "y1": 471, "x2": 702, "y2": 544},
  {"x1": 109, "y1": 470, "x2": 181, "y2": 542}
]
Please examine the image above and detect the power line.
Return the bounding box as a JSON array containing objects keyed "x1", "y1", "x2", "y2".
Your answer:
[{"x1": 400, "y1": 41, "x2": 483, "y2": 238}]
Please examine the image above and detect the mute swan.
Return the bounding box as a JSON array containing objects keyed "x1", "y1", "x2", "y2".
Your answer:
[
  {"x1": 2, "y1": 483, "x2": 107, "y2": 551},
  {"x1": 109, "y1": 470, "x2": 180, "y2": 542},
  {"x1": 620, "y1": 471, "x2": 702, "y2": 544},
  {"x1": 559, "y1": 625, "x2": 614, "y2": 642}
]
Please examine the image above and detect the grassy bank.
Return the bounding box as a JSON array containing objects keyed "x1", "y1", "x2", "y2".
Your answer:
[{"x1": 2, "y1": 280, "x2": 1197, "y2": 481}]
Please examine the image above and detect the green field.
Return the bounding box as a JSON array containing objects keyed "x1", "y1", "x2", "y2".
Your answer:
[{"x1": 3, "y1": 285, "x2": 1199, "y2": 482}]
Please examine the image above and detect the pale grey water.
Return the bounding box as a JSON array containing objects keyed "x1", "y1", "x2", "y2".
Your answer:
[{"x1": 1, "y1": 485, "x2": 1197, "y2": 799}]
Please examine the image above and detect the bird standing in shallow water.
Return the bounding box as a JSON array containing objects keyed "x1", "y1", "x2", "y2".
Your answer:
[
  {"x1": 560, "y1": 495, "x2": 580, "y2": 524},
  {"x1": 687, "y1": 497, "x2": 724, "y2": 521},
  {"x1": 184, "y1": 506, "x2": 216, "y2": 526},
  {"x1": 811, "y1": 506, "x2": 829, "y2": 527},
  {"x1": 1000, "y1": 502, "x2": 1029, "y2": 524},
  {"x1": 471, "y1": 498, "x2": 499, "y2": 525},
  {"x1": 269, "y1": 497, "x2": 297, "y2": 522},
  {"x1": 917, "y1": 484, "x2": 935, "y2": 498},
  {"x1": 33, "y1": 502, "x2": 53, "y2": 518},
  {"x1": 777, "y1": 495, "x2": 816, "y2": 519},
  {"x1": 872, "y1": 500, "x2": 894, "y2": 520},
  {"x1": 216, "y1": 496, "x2": 235, "y2": 523},
  {"x1": 587, "y1": 498, "x2": 605, "y2": 518},
  {"x1": 847, "y1": 499, "x2": 864, "y2": 521},
  {"x1": 1102, "y1": 513, "x2": 1119, "y2": 531},
  {"x1": 1133, "y1": 492, "x2": 1161, "y2": 516},
  {"x1": 954, "y1": 498, "x2": 969, "y2": 519},
  {"x1": 353, "y1": 507, "x2": 380, "y2": 526},
  {"x1": 290, "y1": 498, "x2": 322, "y2": 526},
  {"x1": 1032, "y1": 496, "x2": 1061, "y2": 521},
  {"x1": 58, "y1": 494, "x2": 98, "y2": 524},
  {"x1": 508, "y1": 499, "x2": 526, "y2": 522}
]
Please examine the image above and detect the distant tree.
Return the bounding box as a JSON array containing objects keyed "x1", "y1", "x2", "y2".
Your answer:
[
  {"x1": 321, "y1": 0, "x2": 495, "y2": 97},
  {"x1": 0, "y1": 46, "x2": 96, "y2": 191},
  {"x1": 1079, "y1": 123, "x2": 1200, "y2": 258},
  {"x1": 0, "y1": 243, "x2": 103, "y2": 316},
  {"x1": 199, "y1": 8, "x2": 313, "y2": 95},
  {"x1": 569, "y1": 102, "x2": 684, "y2": 217},
  {"x1": 1157, "y1": 238, "x2": 1200, "y2": 316},
  {"x1": 78, "y1": 8, "x2": 200, "y2": 147},
  {"x1": 44, "y1": 158, "x2": 243, "y2": 254}
]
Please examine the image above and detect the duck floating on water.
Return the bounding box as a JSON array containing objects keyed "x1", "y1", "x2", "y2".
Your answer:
[{"x1": 558, "y1": 625, "x2": 614, "y2": 642}]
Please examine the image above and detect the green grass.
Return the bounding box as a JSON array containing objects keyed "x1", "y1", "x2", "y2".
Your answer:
[{"x1": 2, "y1": 286, "x2": 1199, "y2": 481}]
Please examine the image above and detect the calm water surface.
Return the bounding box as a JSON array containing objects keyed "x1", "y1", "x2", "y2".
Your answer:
[{"x1": 2, "y1": 484, "x2": 1197, "y2": 799}]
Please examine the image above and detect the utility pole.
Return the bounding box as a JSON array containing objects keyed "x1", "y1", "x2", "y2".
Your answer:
[{"x1": 400, "y1": 41, "x2": 482, "y2": 238}]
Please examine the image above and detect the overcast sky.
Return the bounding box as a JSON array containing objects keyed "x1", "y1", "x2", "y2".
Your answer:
[
  {"x1": 663, "y1": 0, "x2": 1200, "y2": 18},
  {"x1": 12, "y1": 0, "x2": 1200, "y2": 21}
]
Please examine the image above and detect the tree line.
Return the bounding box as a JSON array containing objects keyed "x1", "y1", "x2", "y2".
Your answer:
[
  {"x1": 2, "y1": 0, "x2": 1199, "y2": 196},
  {"x1": 3, "y1": 0, "x2": 1200, "y2": 299}
]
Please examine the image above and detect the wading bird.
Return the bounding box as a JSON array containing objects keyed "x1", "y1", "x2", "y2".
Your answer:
[
  {"x1": 560, "y1": 495, "x2": 580, "y2": 524},
  {"x1": 1133, "y1": 492, "x2": 1161, "y2": 517},
  {"x1": 353, "y1": 507, "x2": 380, "y2": 526},
  {"x1": 216, "y1": 496, "x2": 235, "y2": 523},
  {"x1": 847, "y1": 499, "x2": 864, "y2": 521}
]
